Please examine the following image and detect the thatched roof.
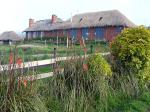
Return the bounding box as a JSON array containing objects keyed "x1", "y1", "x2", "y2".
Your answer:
[
  {"x1": 24, "y1": 18, "x2": 64, "y2": 31},
  {"x1": 71, "y1": 10, "x2": 136, "y2": 28},
  {"x1": 24, "y1": 10, "x2": 136, "y2": 32},
  {"x1": 0, "y1": 31, "x2": 23, "y2": 41}
]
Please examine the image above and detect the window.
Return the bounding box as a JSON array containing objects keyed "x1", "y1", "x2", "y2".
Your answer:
[
  {"x1": 79, "y1": 18, "x2": 83, "y2": 22},
  {"x1": 99, "y1": 17, "x2": 103, "y2": 21}
]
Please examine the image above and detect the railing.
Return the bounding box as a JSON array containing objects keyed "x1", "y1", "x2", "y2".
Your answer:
[{"x1": 1, "y1": 52, "x2": 110, "y2": 80}]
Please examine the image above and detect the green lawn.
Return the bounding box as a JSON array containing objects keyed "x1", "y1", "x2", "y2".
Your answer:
[{"x1": 0, "y1": 41, "x2": 109, "y2": 64}]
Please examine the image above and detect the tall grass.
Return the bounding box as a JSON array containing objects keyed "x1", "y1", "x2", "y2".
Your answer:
[
  {"x1": 0, "y1": 48, "x2": 47, "y2": 112},
  {"x1": 42, "y1": 55, "x2": 110, "y2": 112},
  {"x1": 40, "y1": 54, "x2": 150, "y2": 112}
]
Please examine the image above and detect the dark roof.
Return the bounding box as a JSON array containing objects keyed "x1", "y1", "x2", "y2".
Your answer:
[
  {"x1": 0, "y1": 31, "x2": 23, "y2": 41},
  {"x1": 24, "y1": 10, "x2": 136, "y2": 32}
]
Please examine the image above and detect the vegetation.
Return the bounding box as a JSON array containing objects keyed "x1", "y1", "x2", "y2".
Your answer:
[
  {"x1": 88, "y1": 54, "x2": 112, "y2": 77},
  {"x1": 41, "y1": 55, "x2": 111, "y2": 112},
  {"x1": 0, "y1": 61, "x2": 47, "y2": 111},
  {"x1": 1, "y1": 29, "x2": 150, "y2": 112},
  {"x1": 0, "y1": 41, "x2": 109, "y2": 64},
  {"x1": 111, "y1": 26, "x2": 150, "y2": 83}
]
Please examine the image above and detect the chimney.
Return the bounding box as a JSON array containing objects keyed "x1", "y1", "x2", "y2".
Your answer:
[
  {"x1": 51, "y1": 15, "x2": 57, "y2": 24},
  {"x1": 29, "y1": 19, "x2": 34, "y2": 27}
]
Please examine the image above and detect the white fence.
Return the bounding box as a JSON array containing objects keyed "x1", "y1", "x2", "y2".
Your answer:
[{"x1": 0, "y1": 52, "x2": 110, "y2": 80}]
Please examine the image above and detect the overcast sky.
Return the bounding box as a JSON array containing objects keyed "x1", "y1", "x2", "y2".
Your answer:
[{"x1": 0, "y1": 0, "x2": 149, "y2": 33}]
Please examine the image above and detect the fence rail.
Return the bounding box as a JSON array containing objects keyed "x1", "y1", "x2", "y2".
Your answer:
[{"x1": 0, "y1": 52, "x2": 110, "y2": 72}]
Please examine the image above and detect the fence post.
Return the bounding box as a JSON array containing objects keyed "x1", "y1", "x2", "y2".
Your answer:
[
  {"x1": 45, "y1": 40, "x2": 46, "y2": 46},
  {"x1": 90, "y1": 45, "x2": 93, "y2": 53},
  {"x1": 57, "y1": 36, "x2": 58, "y2": 48},
  {"x1": 53, "y1": 47, "x2": 57, "y2": 71},
  {"x1": 67, "y1": 37, "x2": 68, "y2": 48}
]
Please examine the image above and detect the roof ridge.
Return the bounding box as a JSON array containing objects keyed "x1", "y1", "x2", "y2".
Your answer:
[{"x1": 73, "y1": 9, "x2": 119, "y2": 17}]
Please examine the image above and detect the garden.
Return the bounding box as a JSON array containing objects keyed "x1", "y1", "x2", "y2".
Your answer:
[{"x1": 0, "y1": 26, "x2": 150, "y2": 112}]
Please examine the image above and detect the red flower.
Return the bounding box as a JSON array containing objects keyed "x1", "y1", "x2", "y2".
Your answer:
[
  {"x1": 83, "y1": 47, "x2": 87, "y2": 53},
  {"x1": 9, "y1": 52, "x2": 13, "y2": 64},
  {"x1": 23, "y1": 79, "x2": 27, "y2": 87},
  {"x1": 83, "y1": 60, "x2": 88, "y2": 71},
  {"x1": 18, "y1": 77, "x2": 28, "y2": 89},
  {"x1": 80, "y1": 38, "x2": 86, "y2": 46},
  {"x1": 17, "y1": 58, "x2": 23, "y2": 67},
  {"x1": 79, "y1": 40, "x2": 83, "y2": 46},
  {"x1": 83, "y1": 64, "x2": 88, "y2": 71}
]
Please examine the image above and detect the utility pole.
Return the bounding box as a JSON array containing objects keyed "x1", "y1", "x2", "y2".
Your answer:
[{"x1": 66, "y1": 37, "x2": 68, "y2": 48}]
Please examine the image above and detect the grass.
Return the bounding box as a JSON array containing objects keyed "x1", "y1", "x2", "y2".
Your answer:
[
  {"x1": 0, "y1": 40, "x2": 109, "y2": 54},
  {"x1": 1, "y1": 41, "x2": 150, "y2": 112},
  {"x1": 1, "y1": 66, "x2": 150, "y2": 112},
  {"x1": 0, "y1": 41, "x2": 109, "y2": 64},
  {"x1": 35, "y1": 57, "x2": 150, "y2": 112},
  {"x1": 36, "y1": 65, "x2": 53, "y2": 74},
  {"x1": 108, "y1": 90, "x2": 150, "y2": 112}
]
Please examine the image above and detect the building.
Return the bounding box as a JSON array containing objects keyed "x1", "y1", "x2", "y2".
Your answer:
[
  {"x1": 24, "y1": 10, "x2": 136, "y2": 41},
  {"x1": 0, "y1": 31, "x2": 23, "y2": 45}
]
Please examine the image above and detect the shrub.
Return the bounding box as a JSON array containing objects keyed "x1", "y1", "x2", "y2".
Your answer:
[
  {"x1": 111, "y1": 26, "x2": 150, "y2": 81},
  {"x1": 88, "y1": 54, "x2": 112, "y2": 77}
]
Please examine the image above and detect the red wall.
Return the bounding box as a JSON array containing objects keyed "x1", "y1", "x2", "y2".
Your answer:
[
  {"x1": 105, "y1": 27, "x2": 119, "y2": 41},
  {"x1": 77, "y1": 28, "x2": 82, "y2": 40},
  {"x1": 57, "y1": 30, "x2": 64, "y2": 37},
  {"x1": 42, "y1": 26, "x2": 123, "y2": 41},
  {"x1": 44, "y1": 30, "x2": 64, "y2": 37},
  {"x1": 89, "y1": 27, "x2": 95, "y2": 40},
  {"x1": 66, "y1": 29, "x2": 70, "y2": 38},
  {"x1": 44, "y1": 31, "x2": 53, "y2": 37}
]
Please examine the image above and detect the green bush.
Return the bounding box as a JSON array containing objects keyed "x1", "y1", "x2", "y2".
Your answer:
[
  {"x1": 111, "y1": 26, "x2": 150, "y2": 81},
  {"x1": 88, "y1": 54, "x2": 112, "y2": 77}
]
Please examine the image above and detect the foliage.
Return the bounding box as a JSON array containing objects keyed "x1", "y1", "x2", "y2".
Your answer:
[
  {"x1": 88, "y1": 54, "x2": 112, "y2": 77},
  {"x1": 0, "y1": 40, "x2": 150, "y2": 111},
  {"x1": 111, "y1": 26, "x2": 150, "y2": 81},
  {"x1": 47, "y1": 55, "x2": 112, "y2": 112}
]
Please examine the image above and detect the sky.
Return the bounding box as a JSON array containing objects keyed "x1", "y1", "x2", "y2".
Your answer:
[{"x1": 0, "y1": 0, "x2": 149, "y2": 33}]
